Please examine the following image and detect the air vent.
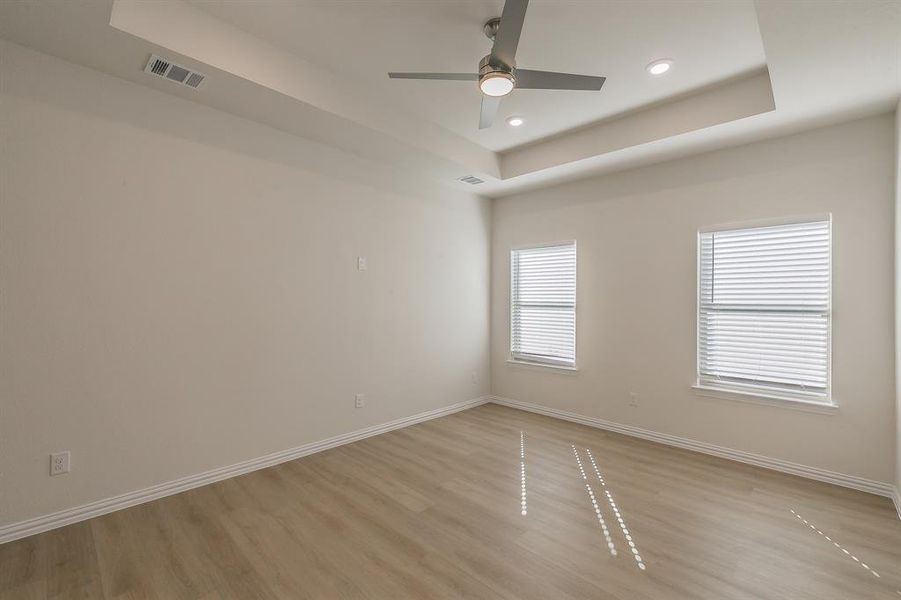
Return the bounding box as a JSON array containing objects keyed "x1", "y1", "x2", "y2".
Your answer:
[
  {"x1": 458, "y1": 175, "x2": 484, "y2": 185},
  {"x1": 184, "y1": 72, "x2": 205, "y2": 89},
  {"x1": 144, "y1": 54, "x2": 206, "y2": 90},
  {"x1": 165, "y1": 65, "x2": 190, "y2": 83},
  {"x1": 149, "y1": 57, "x2": 169, "y2": 75}
]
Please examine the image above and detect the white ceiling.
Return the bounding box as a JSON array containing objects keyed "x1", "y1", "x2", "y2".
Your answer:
[
  {"x1": 0, "y1": 0, "x2": 898, "y2": 197},
  {"x1": 187, "y1": 0, "x2": 767, "y2": 152}
]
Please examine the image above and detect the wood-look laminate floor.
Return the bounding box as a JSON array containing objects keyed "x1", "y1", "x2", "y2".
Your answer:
[{"x1": 2, "y1": 403, "x2": 900, "y2": 599}]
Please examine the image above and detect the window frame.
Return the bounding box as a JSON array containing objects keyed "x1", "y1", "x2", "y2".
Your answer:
[
  {"x1": 509, "y1": 240, "x2": 578, "y2": 371},
  {"x1": 694, "y1": 215, "x2": 835, "y2": 408}
]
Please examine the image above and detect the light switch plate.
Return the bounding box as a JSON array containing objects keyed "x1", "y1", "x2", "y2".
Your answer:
[{"x1": 357, "y1": 256, "x2": 368, "y2": 271}]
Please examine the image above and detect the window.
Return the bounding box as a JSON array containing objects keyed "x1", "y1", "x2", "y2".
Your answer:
[
  {"x1": 697, "y1": 218, "x2": 831, "y2": 404},
  {"x1": 510, "y1": 242, "x2": 576, "y2": 368}
]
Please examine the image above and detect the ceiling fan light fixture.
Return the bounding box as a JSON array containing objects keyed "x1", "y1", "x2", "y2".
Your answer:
[
  {"x1": 386, "y1": 0, "x2": 607, "y2": 129},
  {"x1": 480, "y1": 72, "x2": 515, "y2": 97},
  {"x1": 646, "y1": 59, "x2": 673, "y2": 75}
]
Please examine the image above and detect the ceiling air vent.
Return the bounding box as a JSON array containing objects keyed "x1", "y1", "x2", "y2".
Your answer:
[
  {"x1": 458, "y1": 175, "x2": 484, "y2": 185},
  {"x1": 144, "y1": 54, "x2": 206, "y2": 90}
]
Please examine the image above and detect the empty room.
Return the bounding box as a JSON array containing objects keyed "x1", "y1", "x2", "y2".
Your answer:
[{"x1": 2, "y1": 0, "x2": 901, "y2": 598}]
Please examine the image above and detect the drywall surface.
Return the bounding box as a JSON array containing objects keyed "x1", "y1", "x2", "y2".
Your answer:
[
  {"x1": 0, "y1": 40, "x2": 490, "y2": 526},
  {"x1": 895, "y1": 99, "x2": 901, "y2": 504},
  {"x1": 492, "y1": 114, "x2": 896, "y2": 484}
]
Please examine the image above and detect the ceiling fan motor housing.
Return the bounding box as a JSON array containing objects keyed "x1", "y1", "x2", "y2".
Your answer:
[
  {"x1": 483, "y1": 17, "x2": 501, "y2": 41},
  {"x1": 479, "y1": 54, "x2": 515, "y2": 85}
]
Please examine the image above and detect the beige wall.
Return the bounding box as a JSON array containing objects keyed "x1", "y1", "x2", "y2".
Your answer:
[
  {"x1": 1, "y1": 37, "x2": 897, "y2": 532},
  {"x1": 0, "y1": 41, "x2": 490, "y2": 527},
  {"x1": 491, "y1": 114, "x2": 896, "y2": 484},
  {"x1": 895, "y1": 99, "x2": 901, "y2": 504}
]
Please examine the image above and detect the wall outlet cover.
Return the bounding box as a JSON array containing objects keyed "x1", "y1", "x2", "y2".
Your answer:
[{"x1": 50, "y1": 451, "x2": 70, "y2": 476}]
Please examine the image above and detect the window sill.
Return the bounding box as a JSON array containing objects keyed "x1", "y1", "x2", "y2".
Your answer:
[
  {"x1": 691, "y1": 384, "x2": 837, "y2": 414},
  {"x1": 507, "y1": 359, "x2": 578, "y2": 374}
]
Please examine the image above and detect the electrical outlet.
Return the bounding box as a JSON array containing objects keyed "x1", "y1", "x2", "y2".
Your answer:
[
  {"x1": 471, "y1": 371, "x2": 478, "y2": 385},
  {"x1": 357, "y1": 256, "x2": 368, "y2": 271},
  {"x1": 628, "y1": 392, "x2": 639, "y2": 407},
  {"x1": 50, "y1": 451, "x2": 70, "y2": 476},
  {"x1": 355, "y1": 393, "x2": 365, "y2": 408}
]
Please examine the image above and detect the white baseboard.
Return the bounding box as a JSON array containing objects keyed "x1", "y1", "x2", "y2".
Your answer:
[
  {"x1": 893, "y1": 487, "x2": 901, "y2": 521},
  {"x1": 489, "y1": 396, "x2": 895, "y2": 499},
  {"x1": 0, "y1": 396, "x2": 489, "y2": 545}
]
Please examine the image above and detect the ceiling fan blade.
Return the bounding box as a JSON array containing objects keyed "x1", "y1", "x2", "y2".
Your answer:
[
  {"x1": 490, "y1": 0, "x2": 529, "y2": 68},
  {"x1": 515, "y1": 69, "x2": 606, "y2": 91},
  {"x1": 479, "y1": 95, "x2": 501, "y2": 129},
  {"x1": 388, "y1": 72, "x2": 478, "y2": 81}
]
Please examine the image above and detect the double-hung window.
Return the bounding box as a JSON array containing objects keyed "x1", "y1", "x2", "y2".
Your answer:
[
  {"x1": 510, "y1": 242, "x2": 576, "y2": 368},
  {"x1": 697, "y1": 218, "x2": 832, "y2": 404}
]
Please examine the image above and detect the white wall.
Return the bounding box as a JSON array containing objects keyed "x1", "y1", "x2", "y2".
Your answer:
[
  {"x1": 492, "y1": 114, "x2": 896, "y2": 484},
  {"x1": 895, "y1": 99, "x2": 901, "y2": 509},
  {"x1": 0, "y1": 41, "x2": 490, "y2": 527},
  {"x1": 1, "y1": 35, "x2": 896, "y2": 533}
]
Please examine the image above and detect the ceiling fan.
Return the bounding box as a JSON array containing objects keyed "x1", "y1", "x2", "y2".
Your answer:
[{"x1": 388, "y1": 0, "x2": 605, "y2": 130}]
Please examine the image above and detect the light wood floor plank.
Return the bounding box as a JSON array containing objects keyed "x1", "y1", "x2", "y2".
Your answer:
[{"x1": 1, "y1": 404, "x2": 899, "y2": 599}]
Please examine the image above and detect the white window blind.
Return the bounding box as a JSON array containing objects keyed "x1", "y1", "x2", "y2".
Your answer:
[
  {"x1": 511, "y1": 242, "x2": 576, "y2": 367},
  {"x1": 698, "y1": 219, "x2": 831, "y2": 402}
]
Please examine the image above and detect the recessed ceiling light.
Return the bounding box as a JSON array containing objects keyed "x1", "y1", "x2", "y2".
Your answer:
[
  {"x1": 646, "y1": 59, "x2": 673, "y2": 75},
  {"x1": 506, "y1": 116, "x2": 525, "y2": 127}
]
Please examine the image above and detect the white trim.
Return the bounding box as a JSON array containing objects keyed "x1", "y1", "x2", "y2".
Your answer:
[
  {"x1": 506, "y1": 359, "x2": 578, "y2": 373},
  {"x1": 691, "y1": 384, "x2": 838, "y2": 414},
  {"x1": 488, "y1": 396, "x2": 893, "y2": 498},
  {"x1": 509, "y1": 239, "x2": 578, "y2": 251},
  {"x1": 697, "y1": 212, "x2": 834, "y2": 234},
  {"x1": 893, "y1": 486, "x2": 901, "y2": 521},
  {"x1": 0, "y1": 396, "x2": 489, "y2": 545}
]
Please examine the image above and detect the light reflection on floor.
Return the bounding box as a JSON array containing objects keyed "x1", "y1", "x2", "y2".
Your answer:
[
  {"x1": 571, "y1": 444, "x2": 617, "y2": 557},
  {"x1": 790, "y1": 509, "x2": 880, "y2": 578},
  {"x1": 530, "y1": 437, "x2": 897, "y2": 592},
  {"x1": 585, "y1": 447, "x2": 645, "y2": 571},
  {"x1": 520, "y1": 431, "x2": 527, "y2": 516},
  {"x1": 511, "y1": 420, "x2": 898, "y2": 595}
]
